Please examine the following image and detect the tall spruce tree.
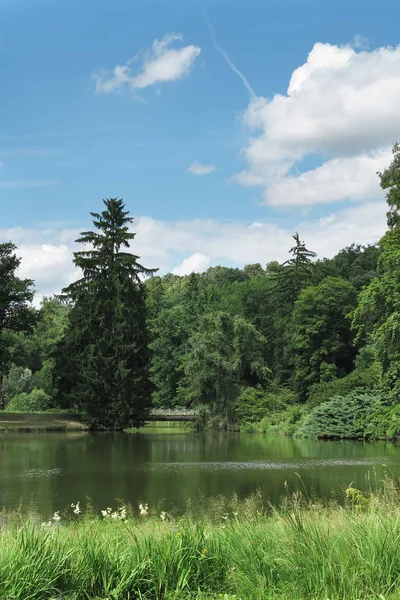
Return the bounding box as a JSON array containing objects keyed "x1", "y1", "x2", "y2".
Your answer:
[
  {"x1": 55, "y1": 199, "x2": 157, "y2": 428},
  {"x1": 272, "y1": 232, "x2": 317, "y2": 307},
  {"x1": 0, "y1": 242, "x2": 35, "y2": 410}
]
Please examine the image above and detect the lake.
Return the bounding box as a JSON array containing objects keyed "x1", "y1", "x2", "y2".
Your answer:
[{"x1": 0, "y1": 430, "x2": 397, "y2": 518}]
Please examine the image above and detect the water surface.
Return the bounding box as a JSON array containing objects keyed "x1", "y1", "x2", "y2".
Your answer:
[{"x1": 0, "y1": 431, "x2": 396, "y2": 517}]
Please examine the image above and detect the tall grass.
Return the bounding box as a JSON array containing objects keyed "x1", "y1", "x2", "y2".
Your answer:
[{"x1": 3, "y1": 480, "x2": 400, "y2": 599}]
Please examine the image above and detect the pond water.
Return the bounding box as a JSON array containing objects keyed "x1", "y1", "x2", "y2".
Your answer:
[{"x1": 0, "y1": 430, "x2": 397, "y2": 518}]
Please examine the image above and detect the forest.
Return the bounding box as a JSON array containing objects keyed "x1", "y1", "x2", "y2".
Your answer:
[{"x1": 1, "y1": 143, "x2": 400, "y2": 438}]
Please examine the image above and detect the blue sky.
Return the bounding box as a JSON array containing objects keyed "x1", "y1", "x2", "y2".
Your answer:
[{"x1": 1, "y1": 0, "x2": 400, "y2": 296}]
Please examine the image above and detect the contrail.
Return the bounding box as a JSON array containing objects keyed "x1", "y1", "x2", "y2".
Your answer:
[{"x1": 201, "y1": 7, "x2": 257, "y2": 101}]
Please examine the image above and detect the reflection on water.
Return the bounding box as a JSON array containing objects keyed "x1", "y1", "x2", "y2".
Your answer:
[{"x1": 0, "y1": 431, "x2": 396, "y2": 517}]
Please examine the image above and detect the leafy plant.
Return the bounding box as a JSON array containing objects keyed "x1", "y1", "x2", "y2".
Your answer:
[
  {"x1": 297, "y1": 390, "x2": 382, "y2": 439},
  {"x1": 6, "y1": 388, "x2": 52, "y2": 412}
]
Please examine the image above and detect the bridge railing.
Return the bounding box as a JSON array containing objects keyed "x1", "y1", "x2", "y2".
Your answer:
[{"x1": 147, "y1": 408, "x2": 199, "y2": 422}]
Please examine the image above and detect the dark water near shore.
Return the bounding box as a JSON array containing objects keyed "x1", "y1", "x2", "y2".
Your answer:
[{"x1": 0, "y1": 430, "x2": 397, "y2": 517}]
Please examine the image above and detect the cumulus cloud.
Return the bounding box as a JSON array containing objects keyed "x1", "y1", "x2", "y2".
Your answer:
[
  {"x1": 172, "y1": 252, "x2": 211, "y2": 275},
  {"x1": 235, "y1": 42, "x2": 400, "y2": 206},
  {"x1": 266, "y1": 149, "x2": 391, "y2": 206},
  {"x1": 94, "y1": 33, "x2": 201, "y2": 94},
  {"x1": 186, "y1": 162, "x2": 215, "y2": 176}
]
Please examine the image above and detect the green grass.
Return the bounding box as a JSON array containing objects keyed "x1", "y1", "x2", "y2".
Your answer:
[
  {"x1": 0, "y1": 411, "x2": 88, "y2": 432},
  {"x1": 3, "y1": 481, "x2": 400, "y2": 599}
]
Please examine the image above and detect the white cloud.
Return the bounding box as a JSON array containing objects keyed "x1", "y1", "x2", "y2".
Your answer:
[
  {"x1": 3, "y1": 200, "x2": 386, "y2": 302},
  {"x1": 186, "y1": 161, "x2": 215, "y2": 176},
  {"x1": 235, "y1": 42, "x2": 400, "y2": 206},
  {"x1": 94, "y1": 33, "x2": 201, "y2": 94},
  {"x1": 266, "y1": 148, "x2": 391, "y2": 206},
  {"x1": 172, "y1": 252, "x2": 211, "y2": 275}
]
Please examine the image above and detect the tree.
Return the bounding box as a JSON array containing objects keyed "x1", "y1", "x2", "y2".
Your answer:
[
  {"x1": 272, "y1": 232, "x2": 317, "y2": 307},
  {"x1": 352, "y1": 143, "x2": 400, "y2": 403},
  {"x1": 313, "y1": 244, "x2": 380, "y2": 290},
  {"x1": 55, "y1": 198, "x2": 157, "y2": 428},
  {"x1": 177, "y1": 311, "x2": 270, "y2": 414},
  {"x1": 0, "y1": 243, "x2": 35, "y2": 409},
  {"x1": 289, "y1": 277, "x2": 357, "y2": 400},
  {"x1": 378, "y1": 142, "x2": 400, "y2": 230}
]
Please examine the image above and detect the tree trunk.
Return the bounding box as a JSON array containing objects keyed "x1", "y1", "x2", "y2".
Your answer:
[{"x1": 0, "y1": 371, "x2": 4, "y2": 411}]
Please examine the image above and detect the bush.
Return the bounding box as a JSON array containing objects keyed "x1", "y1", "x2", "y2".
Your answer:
[
  {"x1": 297, "y1": 390, "x2": 382, "y2": 439},
  {"x1": 6, "y1": 388, "x2": 52, "y2": 412},
  {"x1": 307, "y1": 366, "x2": 381, "y2": 408}
]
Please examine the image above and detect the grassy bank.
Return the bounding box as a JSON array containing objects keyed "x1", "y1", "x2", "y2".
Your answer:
[
  {"x1": 0, "y1": 411, "x2": 88, "y2": 432},
  {"x1": 3, "y1": 481, "x2": 400, "y2": 599}
]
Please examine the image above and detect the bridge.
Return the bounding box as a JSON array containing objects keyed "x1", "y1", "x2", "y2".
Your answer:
[{"x1": 147, "y1": 409, "x2": 199, "y2": 422}]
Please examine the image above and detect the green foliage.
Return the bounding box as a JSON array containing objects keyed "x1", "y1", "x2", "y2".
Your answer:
[
  {"x1": 55, "y1": 199, "x2": 156, "y2": 429},
  {"x1": 363, "y1": 403, "x2": 400, "y2": 440},
  {"x1": 289, "y1": 277, "x2": 357, "y2": 399},
  {"x1": 297, "y1": 390, "x2": 382, "y2": 439},
  {"x1": 378, "y1": 141, "x2": 400, "y2": 230},
  {"x1": 234, "y1": 385, "x2": 294, "y2": 423},
  {"x1": 177, "y1": 311, "x2": 270, "y2": 414},
  {"x1": 313, "y1": 243, "x2": 380, "y2": 290},
  {"x1": 0, "y1": 242, "x2": 36, "y2": 409},
  {"x1": 32, "y1": 359, "x2": 56, "y2": 396},
  {"x1": 307, "y1": 364, "x2": 381, "y2": 408},
  {"x1": 7, "y1": 388, "x2": 52, "y2": 412},
  {"x1": 271, "y1": 232, "x2": 316, "y2": 306},
  {"x1": 4, "y1": 365, "x2": 33, "y2": 403}
]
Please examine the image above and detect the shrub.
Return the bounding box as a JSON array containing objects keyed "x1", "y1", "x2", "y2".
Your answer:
[
  {"x1": 307, "y1": 365, "x2": 381, "y2": 408},
  {"x1": 297, "y1": 390, "x2": 382, "y2": 439},
  {"x1": 6, "y1": 388, "x2": 52, "y2": 412}
]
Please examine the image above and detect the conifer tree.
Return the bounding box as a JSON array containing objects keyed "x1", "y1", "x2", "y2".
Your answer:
[
  {"x1": 55, "y1": 199, "x2": 157, "y2": 428},
  {"x1": 272, "y1": 232, "x2": 317, "y2": 307}
]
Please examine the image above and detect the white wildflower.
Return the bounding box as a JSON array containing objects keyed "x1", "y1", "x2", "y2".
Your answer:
[
  {"x1": 71, "y1": 502, "x2": 81, "y2": 515},
  {"x1": 160, "y1": 511, "x2": 167, "y2": 522},
  {"x1": 139, "y1": 503, "x2": 149, "y2": 517},
  {"x1": 53, "y1": 512, "x2": 61, "y2": 522}
]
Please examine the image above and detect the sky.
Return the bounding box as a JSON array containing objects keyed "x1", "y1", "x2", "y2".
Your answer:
[{"x1": 1, "y1": 0, "x2": 400, "y2": 299}]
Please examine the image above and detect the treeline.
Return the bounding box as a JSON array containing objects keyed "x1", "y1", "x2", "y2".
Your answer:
[{"x1": 2, "y1": 144, "x2": 400, "y2": 437}]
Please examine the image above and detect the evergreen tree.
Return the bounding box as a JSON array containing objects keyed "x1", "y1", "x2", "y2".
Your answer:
[
  {"x1": 272, "y1": 232, "x2": 317, "y2": 306},
  {"x1": 55, "y1": 198, "x2": 157, "y2": 428},
  {"x1": 0, "y1": 242, "x2": 35, "y2": 409}
]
